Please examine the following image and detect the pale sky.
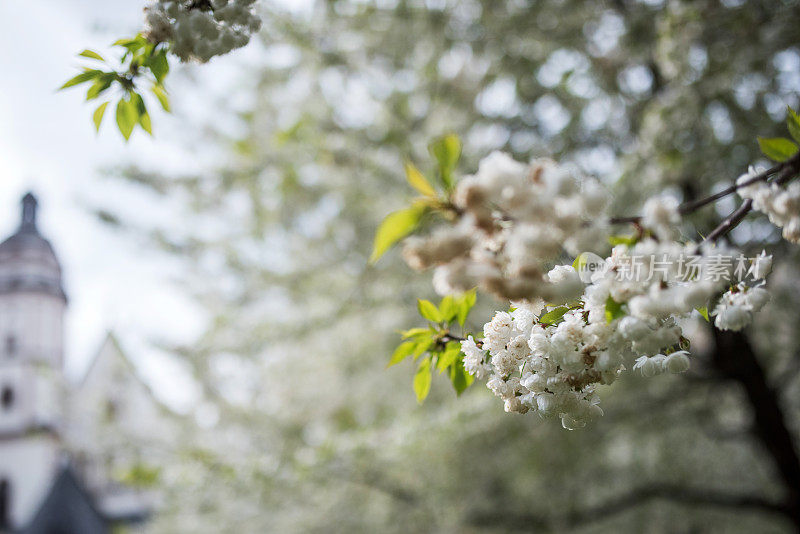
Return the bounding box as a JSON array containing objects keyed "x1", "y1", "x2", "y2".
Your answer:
[{"x1": 0, "y1": 0, "x2": 228, "y2": 410}]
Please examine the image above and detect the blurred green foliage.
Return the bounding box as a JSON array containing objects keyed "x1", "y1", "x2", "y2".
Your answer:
[{"x1": 104, "y1": 0, "x2": 800, "y2": 532}]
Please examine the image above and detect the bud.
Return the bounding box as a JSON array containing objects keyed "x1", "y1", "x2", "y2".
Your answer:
[
  {"x1": 536, "y1": 393, "x2": 555, "y2": 416},
  {"x1": 663, "y1": 351, "x2": 690, "y2": 374},
  {"x1": 748, "y1": 250, "x2": 772, "y2": 280},
  {"x1": 634, "y1": 355, "x2": 664, "y2": 377},
  {"x1": 619, "y1": 316, "x2": 652, "y2": 341}
]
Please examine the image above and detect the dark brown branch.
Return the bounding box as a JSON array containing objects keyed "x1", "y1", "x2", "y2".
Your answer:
[
  {"x1": 469, "y1": 483, "x2": 789, "y2": 530},
  {"x1": 610, "y1": 152, "x2": 800, "y2": 226},
  {"x1": 186, "y1": 0, "x2": 213, "y2": 11},
  {"x1": 608, "y1": 214, "x2": 642, "y2": 224},
  {"x1": 711, "y1": 329, "x2": 800, "y2": 528},
  {"x1": 700, "y1": 198, "x2": 753, "y2": 245},
  {"x1": 676, "y1": 161, "x2": 784, "y2": 215},
  {"x1": 700, "y1": 163, "x2": 799, "y2": 246},
  {"x1": 358, "y1": 470, "x2": 418, "y2": 505},
  {"x1": 470, "y1": 328, "x2": 800, "y2": 530}
]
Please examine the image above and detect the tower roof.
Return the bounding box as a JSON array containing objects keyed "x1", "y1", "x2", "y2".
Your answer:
[
  {"x1": 0, "y1": 193, "x2": 66, "y2": 301},
  {"x1": 21, "y1": 465, "x2": 109, "y2": 534}
]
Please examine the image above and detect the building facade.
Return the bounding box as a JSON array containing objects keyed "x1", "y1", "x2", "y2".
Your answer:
[
  {"x1": 0, "y1": 193, "x2": 67, "y2": 531},
  {"x1": 0, "y1": 193, "x2": 167, "y2": 533}
]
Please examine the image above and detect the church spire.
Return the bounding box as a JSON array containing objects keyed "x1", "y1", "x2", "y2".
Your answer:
[
  {"x1": 20, "y1": 192, "x2": 38, "y2": 233},
  {"x1": 0, "y1": 192, "x2": 65, "y2": 302}
]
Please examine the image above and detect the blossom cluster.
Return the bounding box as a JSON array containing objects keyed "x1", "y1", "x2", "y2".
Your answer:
[
  {"x1": 403, "y1": 152, "x2": 611, "y2": 304},
  {"x1": 738, "y1": 166, "x2": 800, "y2": 243},
  {"x1": 144, "y1": 0, "x2": 262, "y2": 62},
  {"x1": 461, "y1": 237, "x2": 771, "y2": 429},
  {"x1": 711, "y1": 280, "x2": 771, "y2": 331},
  {"x1": 416, "y1": 150, "x2": 800, "y2": 428}
]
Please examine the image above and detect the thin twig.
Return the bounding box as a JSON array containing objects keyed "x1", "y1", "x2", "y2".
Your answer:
[
  {"x1": 610, "y1": 153, "x2": 800, "y2": 225},
  {"x1": 677, "y1": 161, "x2": 784, "y2": 215},
  {"x1": 701, "y1": 199, "x2": 753, "y2": 245},
  {"x1": 700, "y1": 163, "x2": 799, "y2": 246},
  {"x1": 608, "y1": 214, "x2": 642, "y2": 224}
]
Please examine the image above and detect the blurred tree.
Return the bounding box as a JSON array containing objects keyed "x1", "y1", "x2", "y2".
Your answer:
[{"x1": 104, "y1": 0, "x2": 800, "y2": 531}]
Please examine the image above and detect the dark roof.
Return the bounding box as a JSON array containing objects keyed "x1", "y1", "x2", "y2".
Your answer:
[
  {"x1": 21, "y1": 466, "x2": 109, "y2": 534},
  {"x1": 0, "y1": 192, "x2": 66, "y2": 301}
]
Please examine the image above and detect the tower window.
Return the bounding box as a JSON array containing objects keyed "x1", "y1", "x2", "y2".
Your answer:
[
  {"x1": 104, "y1": 399, "x2": 118, "y2": 422},
  {"x1": 0, "y1": 479, "x2": 9, "y2": 529},
  {"x1": 4, "y1": 336, "x2": 15, "y2": 357},
  {"x1": 1, "y1": 387, "x2": 13, "y2": 410}
]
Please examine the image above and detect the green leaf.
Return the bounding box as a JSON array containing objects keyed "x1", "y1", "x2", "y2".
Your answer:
[
  {"x1": 400, "y1": 327, "x2": 431, "y2": 340},
  {"x1": 787, "y1": 107, "x2": 800, "y2": 144},
  {"x1": 59, "y1": 70, "x2": 102, "y2": 90},
  {"x1": 387, "y1": 341, "x2": 416, "y2": 367},
  {"x1": 115, "y1": 97, "x2": 138, "y2": 141},
  {"x1": 131, "y1": 93, "x2": 152, "y2": 134},
  {"x1": 132, "y1": 92, "x2": 146, "y2": 113},
  {"x1": 428, "y1": 134, "x2": 461, "y2": 190},
  {"x1": 369, "y1": 203, "x2": 426, "y2": 263},
  {"x1": 92, "y1": 102, "x2": 109, "y2": 132},
  {"x1": 450, "y1": 358, "x2": 473, "y2": 395},
  {"x1": 417, "y1": 299, "x2": 443, "y2": 322},
  {"x1": 758, "y1": 137, "x2": 799, "y2": 162},
  {"x1": 139, "y1": 111, "x2": 153, "y2": 134},
  {"x1": 118, "y1": 462, "x2": 160, "y2": 488},
  {"x1": 405, "y1": 162, "x2": 437, "y2": 197},
  {"x1": 436, "y1": 341, "x2": 461, "y2": 373},
  {"x1": 438, "y1": 296, "x2": 458, "y2": 323},
  {"x1": 78, "y1": 49, "x2": 105, "y2": 61},
  {"x1": 86, "y1": 76, "x2": 113, "y2": 100},
  {"x1": 148, "y1": 50, "x2": 169, "y2": 84},
  {"x1": 456, "y1": 288, "x2": 477, "y2": 327},
  {"x1": 113, "y1": 35, "x2": 147, "y2": 53},
  {"x1": 605, "y1": 296, "x2": 625, "y2": 324},
  {"x1": 413, "y1": 357, "x2": 433, "y2": 403},
  {"x1": 539, "y1": 306, "x2": 569, "y2": 325},
  {"x1": 151, "y1": 85, "x2": 171, "y2": 112},
  {"x1": 112, "y1": 37, "x2": 138, "y2": 47},
  {"x1": 412, "y1": 337, "x2": 434, "y2": 360},
  {"x1": 696, "y1": 307, "x2": 709, "y2": 322},
  {"x1": 274, "y1": 118, "x2": 306, "y2": 145},
  {"x1": 608, "y1": 234, "x2": 638, "y2": 247}
]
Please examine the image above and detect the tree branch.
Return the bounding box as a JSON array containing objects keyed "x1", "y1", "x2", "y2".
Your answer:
[
  {"x1": 469, "y1": 328, "x2": 800, "y2": 530},
  {"x1": 710, "y1": 328, "x2": 800, "y2": 528},
  {"x1": 610, "y1": 152, "x2": 800, "y2": 226},
  {"x1": 469, "y1": 483, "x2": 789, "y2": 530},
  {"x1": 700, "y1": 163, "x2": 798, "y2": 246},
  {"x1": 700, "y1": 198, "x2": 753, "y2": 244}
]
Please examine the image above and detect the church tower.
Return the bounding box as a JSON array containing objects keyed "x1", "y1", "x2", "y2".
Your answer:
[{"x1": 0, "y1": 193, "x2": 67, "y2": 531}]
